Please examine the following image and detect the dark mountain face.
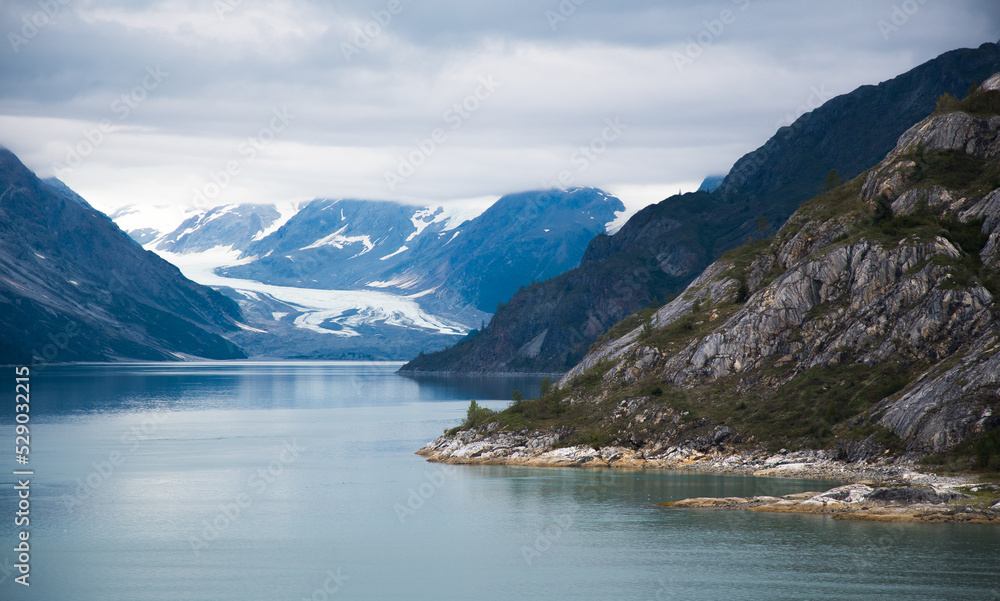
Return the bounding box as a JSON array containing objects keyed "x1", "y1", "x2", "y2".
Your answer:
[
  {"x1": 0, "y1": 149, "x2": 246, "y2": 364},
  {"x1": 715, "y1": 42, "x2": 1000, "y2": 250},
  {"x1": 419, "y1": 188, "x2": 625, "y2": 315},
  {"x1": 41, "y1": 177, "x2": 94, "y2": 209},
  {"x1": 401, "y1": 42, "x2": 1000, "y2": 374}
]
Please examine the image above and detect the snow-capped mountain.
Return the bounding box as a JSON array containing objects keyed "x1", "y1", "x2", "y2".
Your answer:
[
  {"x1": 224, "y1": 198, "x2": 472, "y2": 290},
  {"x1": 159, "y1": 203, "x2": 301, "y2": 254},
  {"x1": 110, "y1": 202, "x2": 300, "y2": 251},
  {"x1": 113, "y1": 188, "x2": 624, "y2": 359},
  {"x1": 220, "y1": 189, "x2": 623, "y2": 311}
]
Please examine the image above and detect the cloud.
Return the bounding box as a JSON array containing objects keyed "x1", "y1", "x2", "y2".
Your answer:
[{"x1": 0, "y1": 0, "x2": 997, "y2": 211}]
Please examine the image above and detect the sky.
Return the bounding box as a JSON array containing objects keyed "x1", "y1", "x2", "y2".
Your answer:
[{"x1": 0, "y1": 0, "x2": 998, "y2": 216}]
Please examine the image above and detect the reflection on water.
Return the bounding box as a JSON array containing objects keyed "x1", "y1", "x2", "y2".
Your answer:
[
  {"x1": 22, "y1": 361, "x2": 544, "y2": 417},
  {"x1": 0, "y1": 362, "x2": 997, "y2": 601}
]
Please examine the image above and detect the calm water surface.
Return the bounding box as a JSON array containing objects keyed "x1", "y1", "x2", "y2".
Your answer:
[{"x1": 1, "y1": 362, "x2": 998, "y2": 600}]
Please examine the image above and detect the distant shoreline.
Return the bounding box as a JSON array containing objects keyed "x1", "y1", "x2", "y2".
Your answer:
[{"x1": 396, "y1": 367, "x2": 565, "y2": 377}]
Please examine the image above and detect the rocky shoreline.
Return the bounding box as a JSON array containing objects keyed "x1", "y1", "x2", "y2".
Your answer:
[
  {"x1": 419, "y1": 426, "x2": 915, "y2": 481},
  {"x1": 417, "y1": 428, "x2": 1000, "y2": 523},
  {"x1": 663, "y1": 483, "x2": 1000, "y2": 524}
]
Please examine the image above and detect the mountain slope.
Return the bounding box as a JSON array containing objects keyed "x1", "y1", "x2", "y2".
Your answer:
[
  {"x1": 419, "y1": 75, "x2": 1000, "y2": 467},
  {"x1": 402, "y1": 41, "x2": 1000, "y2": 374},
  {"x1": 0, "y1": 149, "x2": 247, "y2": 364},
  {"x1": 412, "y1": 188, "x2": 626, "y2": 319}
]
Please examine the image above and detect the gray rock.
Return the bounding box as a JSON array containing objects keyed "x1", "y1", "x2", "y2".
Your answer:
[
  {"x1": 892, "y1": 112, "x2": 1000, "y2": 159},
  {"x1": 877, "y1": 328, "x2": 1000, "y2": 452},
  {"x1": 864, "y1": 486, "x2": 970, "y2": 505},
  {"x1": 891, "y1": 186, "x2": 954, "y2": 216},
  {"x1": 980, "y1": 72, "x2": 1000, "y2": 92}
]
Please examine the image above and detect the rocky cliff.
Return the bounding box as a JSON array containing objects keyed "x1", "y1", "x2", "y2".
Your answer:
[
  {"x1": 402, "y1": 42, "x2": 1000, "y2": 375},
  {"x1": 419, "y1": 76, "x2": 1000, "y2": 470}
]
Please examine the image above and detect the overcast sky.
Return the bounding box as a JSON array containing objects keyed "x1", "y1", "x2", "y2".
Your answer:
[{"x1": 0, "y1": 0, "x2": 997, "y2": 215}]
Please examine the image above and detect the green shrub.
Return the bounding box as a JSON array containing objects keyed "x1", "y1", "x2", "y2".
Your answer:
[
  {"x1": 735, "y1": 278, "x2": 749, "y2": 303},
  {"x1": 462, "y1": 400, "x2": 495, "y2": 430},
  {"x1": 935, "y1": 92, "x2": 958, "y2": 112}
]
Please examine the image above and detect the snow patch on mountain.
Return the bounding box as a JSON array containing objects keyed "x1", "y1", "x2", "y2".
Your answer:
[
  {"x1": 203, "y1": 204, "x2": 238, "y2": 224},
  {"x1": 366, "y1": 273, "x2": 423, "y2": 290},
  {"x1": 437, "y1": 200, "x2": 493, "y2": 231},
  {"x1": 380, "y1": 245, "x2": 409, "y2": 261},
  {"x1": 407, "y1": 208, "x2": 442, "y2": 242},
  {"x1": 252, "y1": 201, "x2": 301, "y2": 242},
  {"x1": 300, "y1": 225, "x2": 375, "y2": 255}
]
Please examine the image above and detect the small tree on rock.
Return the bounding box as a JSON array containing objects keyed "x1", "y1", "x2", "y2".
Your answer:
[
  {"x1": 936, "y1": 92, "x2": 958, "y2": 112},
  {"x1": 823, "y1": 168, "x2": 843, "y2": 192}
]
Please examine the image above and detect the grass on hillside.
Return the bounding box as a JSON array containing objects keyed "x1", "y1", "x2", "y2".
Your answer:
[
  {"x1": 793, "y1": 174, "x2": 867, "y2": 224},
  {"x1": 904, "y1": 147, "x2": 1000, "y2": 198},
  {"x1": 452, "y1": 352, "x2": 916, "y2": 454}
]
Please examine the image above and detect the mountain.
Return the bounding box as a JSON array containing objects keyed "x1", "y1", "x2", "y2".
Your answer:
[
  {"x1": 0, "y1": 149, "x2": 247, "y2": 364},
  {"x1": 41, "y1": 177, "x2": 94, "y2": 209},
  {"x1": 418, "y1": 74, "x2": 1000, "y2": 469},
  {"x1": 220, "y1": 188, "x2": 623, "y2": 317},
  {"x1": 112, "y1": 188, "x2": 623, "y2": 359},
  {"x1": 400, "y1": 191, "x2": 714, "y2": 372},
  {"x1": 216, "y1": 199, "x2": 469, "y2": 291},
  {"x1": 401, "y1": 41, "x2": 1000, "y2": 374},
  {"x1": 156, "y1": 203, "x2": 297, "y2": 254}
]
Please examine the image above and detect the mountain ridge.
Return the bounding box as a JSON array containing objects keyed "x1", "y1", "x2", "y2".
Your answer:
[{"x1": 401, "y1": 41, "x2": 1000, "y2": 375}]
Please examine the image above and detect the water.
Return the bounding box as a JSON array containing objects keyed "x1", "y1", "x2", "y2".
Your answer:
[{"x1": 1, "y1": 362, "x2": 998, "y2": 600}]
